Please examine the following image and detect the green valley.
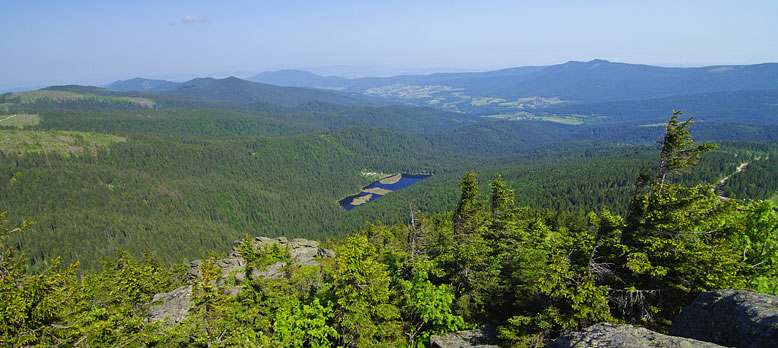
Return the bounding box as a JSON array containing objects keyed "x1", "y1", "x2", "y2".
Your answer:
[
  {"x1": 5, "y1": 2, "x2": 778, "y2": 347},
  {"x1": 2, "y1": 62, "x2": 778, "y2": 348},
  {"x1": 2, "y1": 81, "x2": 777, "y2": 272}
]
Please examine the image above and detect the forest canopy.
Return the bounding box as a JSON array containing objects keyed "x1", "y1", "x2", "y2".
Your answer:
[{"x1": 2, "y1": 113, "x2": 777, "y2": 347}]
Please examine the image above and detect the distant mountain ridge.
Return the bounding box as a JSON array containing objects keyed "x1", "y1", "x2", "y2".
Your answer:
[
  {"x1": 102, "y1": 60, "x2": 778, "y2": 126},
  {"x1": 546, "y1": 88, "x2": 778, "y2": 125},
  {"x1": 105, "y1": 78, "x2": 176, "y2": 91},
  {"x1": 248, "y1": 60, "x2": 778, "y2": 103},
  {"x1": 40, "y1": 80, "x2": 474, "y2": 135},
  {"x1": 104, "y1": 76, "x2": 386, "y2": 106},
  {"x1": 247, "y1": 65, "x2": 545, "y2": 91},
  {"x1": 249, "y1": 69, "x2": 350, "y2": 88}
]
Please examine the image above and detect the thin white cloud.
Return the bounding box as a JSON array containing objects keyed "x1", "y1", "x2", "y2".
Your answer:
[{"x1": 182, "y1": 16, "x2": 207, "y2": 24}]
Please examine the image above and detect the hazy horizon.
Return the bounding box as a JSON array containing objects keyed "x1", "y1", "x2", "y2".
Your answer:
[
  {"x1": 3, "y1": 0, "x2": 777, "y2": 90},
  {"x1": 8, "y1": 58, "x2": 775, "y2": 93}
]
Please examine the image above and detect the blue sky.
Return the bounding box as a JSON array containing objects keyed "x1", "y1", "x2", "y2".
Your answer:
[{"x1": 2, "y1": 0, "x2": 777, "y2": 90}]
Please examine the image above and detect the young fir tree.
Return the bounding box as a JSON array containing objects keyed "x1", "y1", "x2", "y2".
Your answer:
[
  {"x1": 330, "y1": 236, "x2": 401, "y2": 347},
  {"x1": 0, "y1": 213, "x2": 75, "y2": 347},
  {"x1": 490, "y1": 173, "x2": 516, "y2": 232},
  {"x1": 449, "y1": 172, "x2": 497, "y2": 321}
]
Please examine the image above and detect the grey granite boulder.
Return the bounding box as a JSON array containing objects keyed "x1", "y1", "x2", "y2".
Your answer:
[
  {"x1": 430, "y1": 326, "x2": 500, "y2": 348},
  {"x1": 232, "y1": 236, "x2": 335, "y2": 267},
  {"x1": 545, "y1": 323, "x2": 726, "y2": 348},
  {"x1": 671, "y1": 289, "x2": 778, "y2": 348},
  {"x1": 149, "y1": 236, "x2": 335, "y2": 324},
  {"x1": 148, "y1": 285, "x2": 192, "y2": 325},
  {"x1": 186, "y1": 236, "x2": 334, "y2": 284}
]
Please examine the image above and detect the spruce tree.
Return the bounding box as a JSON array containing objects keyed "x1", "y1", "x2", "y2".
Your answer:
[{"x1": 612, "y1": 112, "x2": 741, "y2": 327}]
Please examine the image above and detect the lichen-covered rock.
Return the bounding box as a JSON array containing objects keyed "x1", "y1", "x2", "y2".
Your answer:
[
  {"x1": 186, "y1": 236, "x2": 334, "y2": 283},
  {"x1": 149, "y1": 236, "x2": 334, "y2": 324},
  {"x1": 671, "y1": 290, "x2": 778, "y2": 348},
  {"x1": 430, "y1": 326, "x2": 500, "y2": 348},
  {"x1": 545, "y1": 323, "x2": 725, "y2": 348},
  {"x1": 148, "y1": 285, "x2": 191, "y2": 325},
  {"x1": 233, "y1": 236, "x2": 335, "y2": 265}
]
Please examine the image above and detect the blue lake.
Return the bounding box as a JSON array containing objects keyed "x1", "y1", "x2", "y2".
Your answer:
[{"x1": 339, "y1": 173, "x2": 431, "y2": 211}]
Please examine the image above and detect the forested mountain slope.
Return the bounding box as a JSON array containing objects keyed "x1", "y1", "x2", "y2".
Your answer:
[
  {"x1": 8, "y1": 86, "x2": 477, "y2": 135},
  {"x1": 546, "y1": 89, "x2": 778, "y2": 125},
  {"x1": 2, "y1": 116, "x2": 777, "y2": 347},
  {"x1": 244, "y1": 61, "x2": 778, "y2": 124},
  {"x1": 3, "y1": 121, "x2": 777, "y2": 270},
  {"x1": 2, "y1": 84, "x2": 778, "y2": 274},
  {"x1": 250, "y1": 60, "x2": 778, "y2": 103},
  {"x1": 105, "y1": 76, "x2": 385, "y2": 106}
]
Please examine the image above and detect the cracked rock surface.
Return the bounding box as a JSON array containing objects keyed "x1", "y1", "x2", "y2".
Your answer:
[
  {"x1": 148, "y1": 236, "x2": 334, "y2": 324},
  {"x1": 430, "y1": 326, "x2": 500, "y2": 348},
  {"x1": 671, "y1": 290, "x2": 778, "y2": 348},
  {"x1": 545, "y1": 323, "x2": 726, "y2": 348}
]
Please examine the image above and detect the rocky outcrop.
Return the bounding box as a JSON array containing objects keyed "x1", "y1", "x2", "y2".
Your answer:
[
  {"x1": 149, "y1": 236, "x2": 334, "y2": 324},
  {"x1": 148, "y1": 285, "x2": 192, "y2": 325},
  {"x1": 434, "y1": 289, "x2": 778, "y2": 348},
  {"x1": 430, "y1": 326, "x2": 500, "y2": 348},
  {"x1": 545, "y1": 323, "x2": 726, "y2": 348},
  {"x1": 671, "y1": 290, "x2": 778, "y2": 348},
  {"x1": 186, "y1": 236, "x2": 335, "y2": 282}
]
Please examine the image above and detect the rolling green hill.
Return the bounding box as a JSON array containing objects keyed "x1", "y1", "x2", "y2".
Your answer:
[{"x1": 106, "y1": 76, "x2": 386, "y2": 106}]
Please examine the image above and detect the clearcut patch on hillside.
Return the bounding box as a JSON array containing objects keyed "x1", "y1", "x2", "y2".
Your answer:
[
  {"x1": 0, "y1": 130, "x2": 126, "y2": 156},
  {"x1": 6, "y1": 90, "x2": 155, "y2": 108},
  {"x1": 0, "y1": 114, "x2": 40, "y2": 128}
]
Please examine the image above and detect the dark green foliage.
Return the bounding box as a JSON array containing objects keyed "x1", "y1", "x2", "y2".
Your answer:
[
  {"x1": 0, "y1": 127, "x2": 455, "y2": 270},
  {"x1": 653, "y1": 112, "x2": 717, "y2": 186},
  {"x1": 273, "y1": 297, "x2": 338, "y2": 348},
  {"x1": 155, "y1": 76, "x2": 385, "y2": 106},
  {"x1": 5, "y1": 76, "x2": 778, "y2": 347},
  {"x1": 1, "y1": 112, "x2": 777, "y2": 346},
  {"x1": 0, "y1": 214, "x2": 76, "y2": 347},
  {"x1": 490, "y1": 173, "x2": 515, "y2": 222},
  {"x1": 585, "y1": 113, "x2": 763, "y2": 331},
  {"x1": 0, "y1": 213, "x2": 187, "y2": 346},
  {"x1": 3, "y1": 122, "x2": 776, "y2": 271},
  {"x1": 329, "y1": 236, "x2": 402, "y2": 347},
  {"x1": 398, "y1": 260, "x2": 464, "y2": 347},
  {"x1": 730, "y1": 201, "x2": 778, "y2": 295},
  {"x1": 723, "y1": 151, "x2": 778, "y2": 199},
  {"x1": 419, "y1": 172, "x2": 614, "y2": 346},
  {"x1": 454, "y1": 172, "x2": 486, "y2": 235}
]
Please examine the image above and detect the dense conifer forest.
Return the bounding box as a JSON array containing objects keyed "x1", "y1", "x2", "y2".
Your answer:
[
  {"x1": 2, "y1": 114, "x2": 777, "y2": 347},
  {"x1": 6, "y1": 0, "x2": 778, "y2": 345},
  {"x1": 1, "y1": 82, "x2": 777, "y2": 347}
]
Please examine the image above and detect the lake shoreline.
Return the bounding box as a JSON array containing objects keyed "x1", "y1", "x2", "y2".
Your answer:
[{"x1": 339, "y1": 173, "x2": 432, "y2": 210}]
